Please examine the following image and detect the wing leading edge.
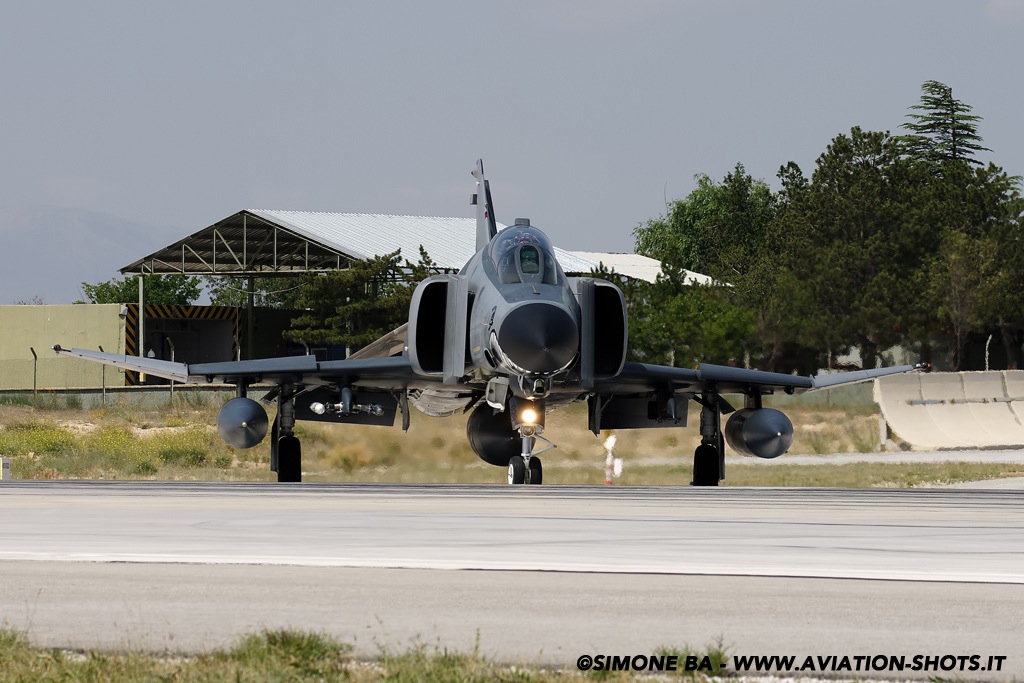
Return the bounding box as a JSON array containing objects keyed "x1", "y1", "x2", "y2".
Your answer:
[
  {"x1": 599, "y1": 360, "x2": 928, "y2": 395},
  {"x1": 51, "y1": 345, "x2": 416, "y2": 389}
]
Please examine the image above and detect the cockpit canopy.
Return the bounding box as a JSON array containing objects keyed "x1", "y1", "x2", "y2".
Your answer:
[{"x1": 489, "y1": 224, "x2": 559, "y2": 285}]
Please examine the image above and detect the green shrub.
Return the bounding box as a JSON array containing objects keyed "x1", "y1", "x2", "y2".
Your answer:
[
  {"x1": 0, "y1": 422, "x2": 76, "y2": 455},
  {"x1": 135, "y1": 459, "x2": 159, "y2": 475},
  {"x1": 158, "y1": 446, "x2": 206, "y2": 467}
]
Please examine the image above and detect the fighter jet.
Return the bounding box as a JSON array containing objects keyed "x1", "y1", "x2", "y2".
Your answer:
[{"x1": 54, "y1": 160, "x2": 927, "y2": 485}]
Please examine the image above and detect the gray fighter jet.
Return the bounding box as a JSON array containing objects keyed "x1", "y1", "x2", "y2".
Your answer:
[{"x1": 54, "y1": 160, "x2": 927, "y2": 485}]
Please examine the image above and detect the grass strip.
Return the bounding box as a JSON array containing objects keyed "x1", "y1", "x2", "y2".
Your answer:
[{"x1": 0, "y1": 627, "x2": 726, "y2": 682}]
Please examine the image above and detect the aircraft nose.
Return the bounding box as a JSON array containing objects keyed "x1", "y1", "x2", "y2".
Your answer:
[{"x1": 496, "y1": 303, "x2": 578, "y2": 374}]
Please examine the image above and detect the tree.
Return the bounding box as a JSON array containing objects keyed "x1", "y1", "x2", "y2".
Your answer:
[
  {"x1": 78, "y1": 274, "x2": 202, "y2": 305},
  {"x1": 929, "y1": 230, "x2": 1006, "y2": 369},
  {"x1": 633, "y1": 163, "x2": 777, "y2": 278},
  {"x1": 284, "y1": 247, "x2": 439, "y2": 350},
  {"x1": 895, "y1": 80, "x2": 1023, "y2": 367},
  {"x1": 624, "y1": 269, "x2": 757, "y2": 368},
  {"x1": 920, "y1": 164, "x2": 1024, "y2": 369},
  {"x1": 897, "y1": 80, "x2": 991, "y2": 167},
  {"x1": 205, "y1": 276, "x2": 303, "y2": 309},
  {"x1": 783, "y1": 127, "x2": 930, "y2": 369},
  {"x1": 631, "y1": 165, "x2": 779, "y2": 367}
]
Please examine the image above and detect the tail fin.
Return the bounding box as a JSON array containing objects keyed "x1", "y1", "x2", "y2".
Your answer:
[{"x1": 471, "y1": 159, "x2": 498, "y2": 250}]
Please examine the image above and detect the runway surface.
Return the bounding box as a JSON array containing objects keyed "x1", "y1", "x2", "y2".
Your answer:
[{"x1": 2, "y1": 481, "x2": 1023, "y2": 676}]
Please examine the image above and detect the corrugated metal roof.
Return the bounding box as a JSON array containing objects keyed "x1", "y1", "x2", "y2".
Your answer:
[
  {"x1": 250, "y1": 211, "x2": 604, "y2": 274},
  {"x1": 122, "y1": 210, "x2": 626, "y2": 277},
  {"x1": 569, "y1": 251, "x2": 713, "y2": 285},
  {"x1": 248, "y1": 211, "x2": 482, "y2": 268}
]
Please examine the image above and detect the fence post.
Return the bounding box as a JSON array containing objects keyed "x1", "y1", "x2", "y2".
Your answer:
[
  {"x1": 167, "y1": 337, "x2": 176, "y2": 405},
  {"x1": 99, "y1": 345, "x2": 106, "y2": 406},
  {"x1": 29, "y1": 347, "x2": 37, "y2": 399}
]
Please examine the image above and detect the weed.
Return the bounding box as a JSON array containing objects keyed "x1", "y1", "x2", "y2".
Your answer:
[
  {"x1": 655, "y1": 637, "x2": 730, "y2": 678},
  {"x1": 134, "y1": 459, "x2": 159, "y2": 475},
  {"x1": 805, "y1": 432, "x2": 831, "y2": 455},
  {"x1": 850, "y1": 424, "x2": 878, "y2": 453},
  {"x1": 0, "y1": 422, "x2": 76, "y2": 456},
  {"x1": 174, "y1": 390, "x2": 213, "y2": 409},
  {"x1": 218, "y1": 628, "x2": 353, "y2": 679},
  {"x1": 158, "y1": 446, "x2": 206, "y2": 467},
  {"x1": 0, "y1": 394, "x2": 34, "y2": 407}
]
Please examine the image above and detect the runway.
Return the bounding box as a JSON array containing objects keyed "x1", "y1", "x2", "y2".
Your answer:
[{"x1": 1, "y1": 482, "x2": 1023, "y2": 676}]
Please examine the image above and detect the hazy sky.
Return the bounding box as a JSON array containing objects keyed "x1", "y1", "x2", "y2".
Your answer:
[{"x1": 2, "y1": 0, "x2": 1022, "y2": 303}]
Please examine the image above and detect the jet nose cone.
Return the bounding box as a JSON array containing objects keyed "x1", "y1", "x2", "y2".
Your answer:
[{"x1": 497, "y1": 303, "x2": 578, "y2": 374}]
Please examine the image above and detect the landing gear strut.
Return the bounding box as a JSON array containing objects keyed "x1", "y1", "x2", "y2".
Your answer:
[
  {"x1": 271, "y1": 390, "x2": 301, "y2": 483},
  {"x1": 692, "y1": 390, "x2": 724, "y2": 487},
  {"x1": 507, "y1": 434, "x2": 544, "y2": 485}
]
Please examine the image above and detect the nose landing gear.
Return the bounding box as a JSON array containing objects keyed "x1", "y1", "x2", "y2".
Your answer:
[{"x1": 507, "y1": 432, "x2": 552, "y2": 485}]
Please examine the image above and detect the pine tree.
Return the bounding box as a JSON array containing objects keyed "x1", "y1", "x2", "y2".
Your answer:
[
  {"x1": 898, "y1": 80, "x2": 990, "y2": 166},
  {"x1": 284, "y1": 247, "x2": 440, "y2": 349}
]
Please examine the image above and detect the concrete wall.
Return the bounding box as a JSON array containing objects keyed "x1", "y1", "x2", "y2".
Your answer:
[
  {"x1": 875, "y1": 370, "x2": 1024, "y2": 449},
  {"x1": 0, "y1": 304, "x2": 126, "y2": 389}
]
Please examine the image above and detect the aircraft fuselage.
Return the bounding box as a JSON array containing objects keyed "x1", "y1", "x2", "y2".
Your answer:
[{"x1": 462, "y1": 219, "x2": 581, "y2": 396}]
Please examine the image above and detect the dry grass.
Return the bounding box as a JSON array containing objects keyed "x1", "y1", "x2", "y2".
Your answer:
[
  {"x1": 0, "y1": 626, "x2": 727, "y2": 682},
  {"x1": 0, "y1": 395, "x2": 1014, "y2": 487}
]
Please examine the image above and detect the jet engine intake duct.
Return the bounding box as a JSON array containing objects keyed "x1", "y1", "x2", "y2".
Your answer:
[
  {"x1": 724, "y1": 408, "x2": 794, "y2": 459},
  {"x1": 575, "y1": 278, "x2": 628, "y2": 387},
  {"x1": 217, "y1": 397, "x2": 269, "y2": 449},
  {"x1": 408, "y1": 276, "x2": 450, "y2": 375}
]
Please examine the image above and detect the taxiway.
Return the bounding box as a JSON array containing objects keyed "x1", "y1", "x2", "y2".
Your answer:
[{"x1": 1, "y1": 482, "x2": 1022, "y2": 675}]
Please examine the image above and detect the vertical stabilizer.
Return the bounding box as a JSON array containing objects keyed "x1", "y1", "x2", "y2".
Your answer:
[{"x1": 471, "y1": 159, "x2": 498, "y2": 250}]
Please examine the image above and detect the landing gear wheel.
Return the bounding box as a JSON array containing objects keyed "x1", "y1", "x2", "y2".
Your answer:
[
  {"x1": 691, "y1": 444, "x2": 719, "y2": 487},
  {"x1": 277, "y1": 435, "x2": 302, "y2": 483},
  {"x1": 507, "y1": 456, "x2": 526, "y2": 485},
  {"x1": 527, "y1": 457, "x2": 543, "y2": 485}
]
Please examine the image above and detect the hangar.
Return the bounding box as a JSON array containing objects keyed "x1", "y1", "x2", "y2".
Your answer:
[{"x1": 120, "y1": 209, "x2": 674, "y2": 282}]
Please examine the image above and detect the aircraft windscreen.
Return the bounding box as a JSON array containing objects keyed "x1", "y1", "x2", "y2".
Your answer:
[{"x1": 490, "y1": 227, "x2": 558, "y2": 284}]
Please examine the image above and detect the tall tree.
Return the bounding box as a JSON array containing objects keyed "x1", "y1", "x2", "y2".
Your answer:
[
  {"x1": 284, "y1": 247, "x2": 438, "y2": 350},
  {"x1": 632, "y1": 164, "x2": 780, "y2": 367},
  {"x1": 896, "y1": 80, "x2": 1023, "y2": 367},
  {"x1": 633, "y1": 163, "x2": 778, "y2": 278},
  {"x1": 786, "y1": 127, "x2": 929, "y2": 369},
  {"x1": 928, "y1": 230, "x2": 1006, "y2": 369},
  {"x1": 897, "y1": 80, "x2": 991, "y2": 167}
]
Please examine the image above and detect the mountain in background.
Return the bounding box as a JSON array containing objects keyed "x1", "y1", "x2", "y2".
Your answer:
[{"x1": 0, "y1": 206, "x2": 188, "y2": 304}]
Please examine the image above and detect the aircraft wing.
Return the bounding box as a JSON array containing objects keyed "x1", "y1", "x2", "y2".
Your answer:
[
  {"x1": 52, "y1": 345, "x2": 417, "y2": 390},
  {"x1": 595, "y1": 361, "x2": 928, "y2": 396}
]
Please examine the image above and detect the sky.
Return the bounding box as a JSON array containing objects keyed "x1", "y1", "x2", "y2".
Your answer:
[{"x1": 1, "y1": 0, "x2": 1022, "y2": 304}]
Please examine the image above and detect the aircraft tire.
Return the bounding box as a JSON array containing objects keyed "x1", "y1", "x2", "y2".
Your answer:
[
  {"x1": 527, "y1": 457, "x2": 543, "y2": 485},
  {"x1": 691, "y1": 444, "x2": 719, "y2": 487},
  {"x1": 277, "y1": 435, "x2": 302, "y2": 483},
  {"x1": 507, "y1": 456, "x2": 526, "y2": 485}
]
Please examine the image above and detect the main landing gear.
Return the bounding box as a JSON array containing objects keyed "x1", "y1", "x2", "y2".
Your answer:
[
  {"x1": 271, "y1": 391, "x2": 302, "y2": 483},
  {"x1": 691, "y1": 390, "x2": 725, "y2": 487}
]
